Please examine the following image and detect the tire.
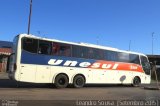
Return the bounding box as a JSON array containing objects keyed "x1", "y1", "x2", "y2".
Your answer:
[
  {"x1": 73, "y1": 75, "x2": 85, "y2": 88},
  {"x1": 55, "y1": 74, "x2": 69, "y2": 88},
  {"x1": 132, "y1": 77, "x2": 141, "y2": 87}
]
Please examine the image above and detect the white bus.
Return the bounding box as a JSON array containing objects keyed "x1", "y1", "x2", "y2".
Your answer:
[{"x1": 8, "y1": 34, "x2": 151, "y2": 88}]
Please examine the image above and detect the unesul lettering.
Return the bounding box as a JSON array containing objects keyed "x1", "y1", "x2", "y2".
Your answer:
[{"x1": 48, "y1": 59, "x2": 119, "y2": 69}]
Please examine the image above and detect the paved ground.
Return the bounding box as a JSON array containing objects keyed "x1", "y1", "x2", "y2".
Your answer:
[{"x1": 0, "y1": 73, "x2": 160, "y2": 106}]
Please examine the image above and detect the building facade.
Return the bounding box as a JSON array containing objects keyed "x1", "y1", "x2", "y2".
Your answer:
[
  {"x1": 0, "y1": 41, "x2": 12, "y2": 72},
  {"x1": 147, "y1": 55, "x2": 160, "y2": 80}
]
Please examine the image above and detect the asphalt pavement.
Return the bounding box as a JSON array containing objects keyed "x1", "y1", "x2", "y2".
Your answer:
[{"x1": 0, "y1": 72, "x2": 160, "y2": 106}]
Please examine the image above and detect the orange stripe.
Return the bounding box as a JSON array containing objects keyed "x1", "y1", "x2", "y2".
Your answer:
[{"x1": 88, "y1": 60, "x2": 144, "y2": 73}]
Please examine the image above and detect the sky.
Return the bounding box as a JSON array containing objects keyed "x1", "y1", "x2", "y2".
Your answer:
[{"x1": 0, "y1": 0, "x2": 160, "y2": 55}]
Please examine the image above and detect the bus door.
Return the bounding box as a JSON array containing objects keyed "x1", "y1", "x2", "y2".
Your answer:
[
  {"x1": 140, "y1": 56, "x2": 151, "y2": 82},
  {"x1": 140, "y1": 56, "x2": 151, "y2": 75}
]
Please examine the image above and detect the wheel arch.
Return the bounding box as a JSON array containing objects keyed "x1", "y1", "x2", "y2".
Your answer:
[
  {"x1": 71, "y1": 73, "x2": 86, "y2": 84},
  {"x1": 53, "y1": 73, "x2": 69, "y2": 83},
  {"x1": 132, "y1": 76, "x2": 141, "y2": 83},
  {"x1": 132, "y1": 76, "x2": 141, "y2": 87}
]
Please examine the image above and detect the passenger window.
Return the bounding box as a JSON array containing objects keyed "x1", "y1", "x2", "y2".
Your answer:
[
  {"x1": 88, "y1": 48, "x2": 94, "y2": 59},
  {"x1": 52, "y1": 43, "x2": 71, "y2": 57},
  {"x1": 91, "y1": 49, "x2": 104, "y2": 60},
  {"x1": 22, "y1": 38, "x2": 38, "y2": 53},
  {"x1": 72, "y1": 45, "x2": 89, "y2": 58},
  {"x1": 104, "y1": 50, "x2": 118, "y2": 61},
  {"x1": 38, "y1": 40, "x2": 52, "y2": 55},
  {"x1": 117, "y1": 52, "x2": 129, "y2": 62},
  {"x1": 129, "y1": 54, "x2": 140, "y2": 64}
]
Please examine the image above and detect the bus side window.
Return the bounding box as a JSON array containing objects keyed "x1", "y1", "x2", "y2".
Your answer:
[
  {"x1": 52, "y1": 43, "x2": 71, "y2": 57},
  {"x1": 59, "y1": 46, "x2": 71, "y2": 56},
  {"x1": 22, "y1": 38, "x2": 38, "y2": 53},
  {"x1": 88, "y1": 48, "x2": 94, "y2": 59},
  {"x1": 72, "y1": 46, "x2": 89, "y2": 59},
  {"x1": 98, "y1": 50, "x2": 104, "y2": 60},
  {"x1": 104, "y1": 50, "x2": 118, "y2": 61},
  {"x1": 72, "y1": 45, "x2": 80, "y2": 58},
  {"x1": 117, "y1": 52, "x2": 129, "y2": 62},
  {"x1": 129, "y1": 54, "x2": 140, "y2": 64},
  {"x1": 52, "y1": 43, "x2": 59, "y2": 55},
  {"x1": 88, "y1": 48, "x2": 101, "y2": 59},
  {"x1": 38, "y1": 40, "x2": 52, "y2": 55}
]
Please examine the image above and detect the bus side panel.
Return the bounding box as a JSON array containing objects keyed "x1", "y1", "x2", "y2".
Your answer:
[
  {"x1": 19, "y1": 64, "x2": 36, "y2": 83},
  {"x1": 50, "y1": 66, "x2": 92, "y2": 84},
  {"x1": 36, "y1": 65, "x2": 51, "y2": 83},
  {"x1": 49, "y1": 66, "x2": 149, "y2": 85},
  {"x1": 92, "y1": 70, "x2": 133, "y2": 84}
]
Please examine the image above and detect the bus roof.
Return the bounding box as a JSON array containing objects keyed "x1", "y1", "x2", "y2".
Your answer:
[{"x1": 18, "y1": 34, "x2": 146, "y2": 56}]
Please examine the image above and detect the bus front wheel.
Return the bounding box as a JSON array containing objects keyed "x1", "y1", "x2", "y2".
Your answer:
[
  {"x1": 54, "y1": 74, "x2": 69, "y2": 88},
  {"x1": 132, "y1": 77, "x2": 141, "y2": 87},
  {"x1": 73, "y1": 75, "x2": 85, "y2": 88}
]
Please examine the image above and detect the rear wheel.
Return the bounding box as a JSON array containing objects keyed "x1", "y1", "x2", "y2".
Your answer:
[
  {"x1": 55, "y1": 74, "x2": 69, "y2": 88},
  {"x1": 73, "y1": 75, "x2": 85, "y2": 88},
  {"x1": 132, "y1": 77, "x2": 141, "y2": 87}
]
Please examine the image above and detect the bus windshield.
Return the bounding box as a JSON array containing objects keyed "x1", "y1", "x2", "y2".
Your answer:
[{"x1": 140, "y1": 56, "x2": 151, "y2": 75}]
